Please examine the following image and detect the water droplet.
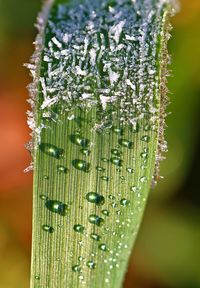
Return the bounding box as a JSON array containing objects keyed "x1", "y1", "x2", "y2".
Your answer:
[
  {"x1": 72, "y1": 265, "x2": 81, "y2": 272},
  {"x1": 70, "y1": 134, "x2": 90, "y2": 147},
  {"x1": 101, "y1": 157, "x2": 109, "y2": 163},
  {"x1": 39, "y1": 143, "x2": 64, "y2": 159},
  {"x1": 101, "y1": 209, "x2": 110, "y2": 216},
  {"x1": 78, "y1": 256, "x2": 84, "y2": 261},
  {"x1": 73, "y1": 224, "x2": 85, "y2": 234},
  {"x1": 101, "y1": 176, "x2": 109, "y2": 181},
  {"x1": 110, "y1": 157, "x2": 123, "y2": 167},
  {"x1": 130, "y1": 122, "x2": 139, "y2": 133},
  {"x1": 40, "y1": 195, "x2": 48, "y2": 201},
  {"x1": 99, "y1": 243, "x2": 107, "y2": 252},
  {"x1": 57, "y1": 165, "x2": 68, "y2": 174},
  {"x1": 141, "y1": 135, "x2": 150, "y2": 143},
  {"x1": 140, "y1": 176, "x2": 148, "y2": 183},
  {"x1": 90, "y1": 233, "x2": 101, "y2": 241},
  {"x1": 140, "y1": 152, "x2": 148, "y2": 159},
  {"x1": 96, "y1": 166, "x2": 106, "y2": 172},
  {"x1": 43, "y1": 175, "x2": 49, "y2": 180},
  {"x1": 45, "y1": 200, "x2": 69, "y2": 216},
  {"x1": 120, "y1": 199, "x2": 130, "y2": 206},
  {"x1": 111, "y1": 149, "x2": 122, "y2": 157},
  {"x1": 89, "y1": 215, "x2": 104, "y2": 226},
  {"x1": 108, "y1": 195, "x2": 115, "y2": 200},
  {"x1": 72, "y1": 159, "x2": 90, "y2": 172},
  {"x1": 112, "y1": 126, "x2": 123, "y2": 135},
  {"x1": 86, "y1": 192, "x2": 105, "y2": 206},
  {"x1": 130, "y1": 186, "x2": 138, "y2": 192},
  {"x1": 80, "y1": 148, "x2": 91, "y2": 156},
  {"x1": 118, "y1": 139, "x2": 133, "y2": 149},
  {"x1": 87, "y1": 260, "x2": 96, "y2": 269},
  {"x1": 144, "y1": 124, "x2": 151, "y2": 131},
  {"x1": 34, "y1": 275, "x2": 40, "y2": 280},
  {"x1": 42, "y1": 224, "x2": 54, "y2": 233},
  {"x1": 126, "y1": 167, "x2": 134, "y2": 173}
]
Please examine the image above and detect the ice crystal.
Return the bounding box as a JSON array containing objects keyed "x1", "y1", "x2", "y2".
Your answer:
[{"x1": 26, "y1": 0, "x2": 177, "y2": 153}]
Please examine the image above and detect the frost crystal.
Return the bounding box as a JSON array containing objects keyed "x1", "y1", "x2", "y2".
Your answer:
[{"x1": 27, "y1": 0, "x2": 177, "y2": 144}]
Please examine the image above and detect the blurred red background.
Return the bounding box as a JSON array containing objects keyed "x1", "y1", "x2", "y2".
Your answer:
[{"x1": 0, "y1": 1, "x2": 200, "y2": 287}]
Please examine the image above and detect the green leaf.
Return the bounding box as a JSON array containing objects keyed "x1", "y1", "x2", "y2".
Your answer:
[{"x1": 27, "y1": 0, "x2": 177, "y2": 287}]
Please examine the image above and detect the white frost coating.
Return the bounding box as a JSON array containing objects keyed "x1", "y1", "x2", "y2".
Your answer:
[{"x1": 26, "y1": 0, "x2": 178, "y2": 149}]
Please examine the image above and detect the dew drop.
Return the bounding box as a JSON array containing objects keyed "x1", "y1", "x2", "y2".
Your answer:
[
  {"x1": 140, "y1": 176, "x2": 148, "y2": 183},
  {"x1": 112, "y1": 126, "x2": 123, "y2": 135},
  {"x1": 140, "y1": 152, "x2": 148, "y2": 159},
  {"x1": 39, "y1": 143, "x2": 64, "y2": 159},
  {"x1": 110, "y1": 157, "x2": 123, "y2": 167},
  {"x1": 101, "y1": 209, "x2": 110, "y2": 216},
  {"x1": 43, "y1": 175, "x2": 49, "y2": 180},
  {"x1": 87, "y1": 260, "x2": 96, "y2": 269},
  {"x1": 72, "y1": 265, "x2": 81, "y2": 272},
  {"x1": 126, "y1": 167, "x2": 134, "y2": 173},
  {"x1": 118, "y1": 139, "x2": 133, "y2": 149},
  {"x1": 80, "y1": 148, "x2": 91, "y2": 156},
  {"x1": 120, "y1": 198, "x2": 130, "y2": 206},
  {"x1": 89, "y1": 215, "x2": 104, "y2": 226},
  {"x1": 86, "y1": 192, "x2": 105, "y2": 206},
  {"x1": 99, "y1": 243, "x2": 107, "y2": 252},
  {"x1": 72, "y1": 159, "x2": 90, "y2": 172},
  {"x1": 70, "y1": 134, "x2": 90, "y2": 147},
  {"x1": 130, "y1": 122, "x2": 139, "y2": 133},
  {"x1": 42, "y1": 224, "x2": 54, "y2": 233},
  {"x1": 101, "y1": 176, "x2": 109, "y2": 181},
  {"x1": 40, "y1": 195, "x2": 48, "y2": 201},
  {"x1": 141, "y1": 135, "x2": 150, "y2": 143},
  {"x1": 101, "y1": 157, "x2": 109, "y2": 163},
  {"x1": 111, "y1": 149, "x2": 122, "y2": 157},
  {"x1": 96, "y1": 166, "x2": 106, "y2": 172},
  {"x1": 57, "y1": 165, "x2": 68, "y2": 174},
  {"x1": 130, "y1": 186, "x2": 138, "y2": 192},
  {"x1": 34, "y1": 275, "x2": 40, "y2": 280},
  {"x1": 144, "y1": 124, "x2": 151, "y2": 131},
  {"x1": 45, "y1": 200, "x2": 69, "y2": 216},
  {"x1": 90, "y1": 233, "x2": 101, "y2": 241},
  {"x1": 73, "y1": 224, "x2": 85, "y2": 234}
]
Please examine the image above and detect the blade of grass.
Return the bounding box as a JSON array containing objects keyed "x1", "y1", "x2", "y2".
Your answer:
[{"x1": 27, "y1": 0, "x2": 177, "y2": 287}]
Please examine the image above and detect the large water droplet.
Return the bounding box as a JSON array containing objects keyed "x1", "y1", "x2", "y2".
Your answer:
[
  {"x1": 70, "y1": 134, "x2": 90, "y2": 147},
  {"x1": 87, "y1": 261, "x2": 96, "y2": 269},
  {"x1": 89, "y1": 215, "x2": 104, "y2": 226},
  {"x1": 45, "y1": 199, "x2": 69, "y2": 216},
  {"x1": 72, "y1": 159, "x2": 90, "y2": 172},
  {"x1": 42, "y1": 224, "x2": 54, "y2": 233},
  {"x1": 118, "y1": 139, "x2": 133, "y2": 149},
  {"x1": 73, "y1": 224, "x2": 85, "y2": 234},
  {"x1": 86, "y1": 192, "x2": 105, "y2": 206},
  {"x1": 90, "y1": 233, "x2": 101, "y2": 241},
  {"x1": 39, "y1": 143, "x2": 64, "y2": 159}
]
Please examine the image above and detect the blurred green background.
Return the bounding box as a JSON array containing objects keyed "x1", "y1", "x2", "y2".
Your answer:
[{"x1": 0, "y1": 1, "x2": 199, "y2": 287}]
